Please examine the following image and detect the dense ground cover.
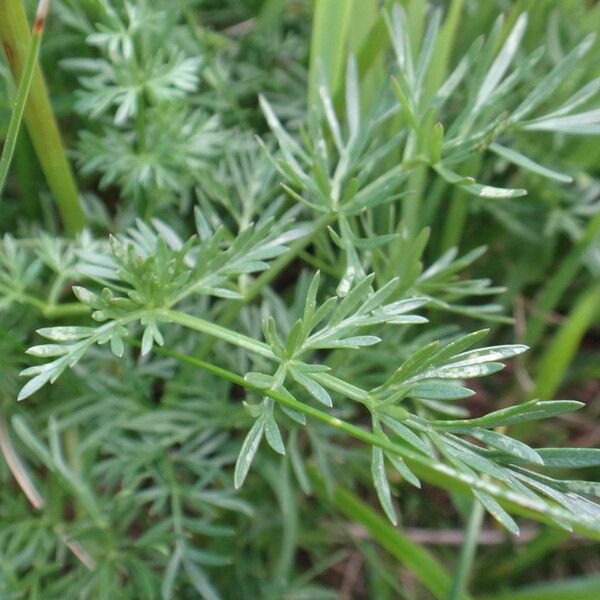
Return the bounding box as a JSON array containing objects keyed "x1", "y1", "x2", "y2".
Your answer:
[{"x1": 1, "y1": 0, "x2": 599, "y2": 598}]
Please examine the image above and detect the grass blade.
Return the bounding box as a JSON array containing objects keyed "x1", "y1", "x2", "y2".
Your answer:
[
  {"x1": 0, "y1": 0, "x2": 48, "y2": 198},
  {"x1": 0, "y1": 0, "x2": 86, "y2": 233},
  {"x1": 449, "y1": 499, "x2": 484, "y2": 600},
  {"x1": 532, "y1": 284, "x2": 600, "y2": 400},
  {"x1": 308, "y1": 0, "x2": 354, "y2": 109}
]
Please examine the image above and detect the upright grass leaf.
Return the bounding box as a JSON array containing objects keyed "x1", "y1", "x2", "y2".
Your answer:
[
  {"x1": 308, "y1": 0, "x2": 381, "y2": 112},
  {"x1": 448, "y1": 499, "x2": 484, "y2": 600},
  {"x1": 350, "y1": 0, "x2": 387, "y2": 113},
  {"x1": 0, "y1": 0, "x2": 48, "y2": 198},
  {"x1": 308, "y1": 0, "x2": 354, "y2": 109},
  {"x1": 526, "y1": 212, "x2": 600, "y2": 346},
  {"x1": 532, "y1": 284, "x2": 600, "y2": 399},
  {"x1": 0, "y1": 0, "x2": 86, "y2": 233}
]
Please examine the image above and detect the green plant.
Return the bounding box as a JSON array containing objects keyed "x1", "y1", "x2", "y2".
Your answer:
[{"x1": 1, "y1": 1, "x2": 600, "y2": 598}]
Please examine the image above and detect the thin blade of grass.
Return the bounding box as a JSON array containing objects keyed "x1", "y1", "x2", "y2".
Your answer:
[
  {"x1": 532, "y1": 284, "x2": 600, "y2": 400},
  {"x1": 308, "y1": 0, "x2": 354, "y2": 109},
  {"x1": 0, "y1": 0, "x2": 48, "y2": 198},
  {"x1": 0, "y1": 0, "x2": 86, "y2": 233}
]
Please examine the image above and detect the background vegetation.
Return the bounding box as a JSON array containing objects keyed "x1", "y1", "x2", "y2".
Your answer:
[{"x1": 1, "y1": 0, "x2": 599, "y2": 598}]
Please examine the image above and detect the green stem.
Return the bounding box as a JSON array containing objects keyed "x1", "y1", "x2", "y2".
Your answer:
[
  {"x1": 352, "y1": 1, "x2": 389, "y2": 113},
  {"x1": 267, "y1": 458, "x2": 298, "y2": 584},
  {"x1": 160, "y1": 308, "x2": 275, "y2": 359},
  {"x1": 440, "y1": 189, "x2": 468, "y2": 251},
  {"x1": 159, "y1": 308, "x2": 369, "y2": 404},
  {"x1": 18, "y1": 292, "x2": 90, "y2": 318},
  {"x1": 449, "y1": 499, "x2": 484, "y2": 600},
  {"x1": 140, "y1": 342, "x2": 378, "y2": 445},
  {"x1": 42, "y1": 302, "x2": 91, "y2": 319},
  {"x1": 402, "y1": 164, "x2": 428, "y2": 240},
  {"x1": 0, "y1": 0, "x2": 86, "y2": 233},
  {"x1": 440, "y1": 155, "x2": 480, "y2": 252},
  {"x1": 397, "y1": 0, "x2": 466, "y2": 243}
]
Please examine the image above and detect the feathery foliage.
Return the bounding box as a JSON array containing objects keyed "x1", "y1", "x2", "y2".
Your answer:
[{"x1": 1, "y1": 1, "x2": 600, "y2": 598}]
